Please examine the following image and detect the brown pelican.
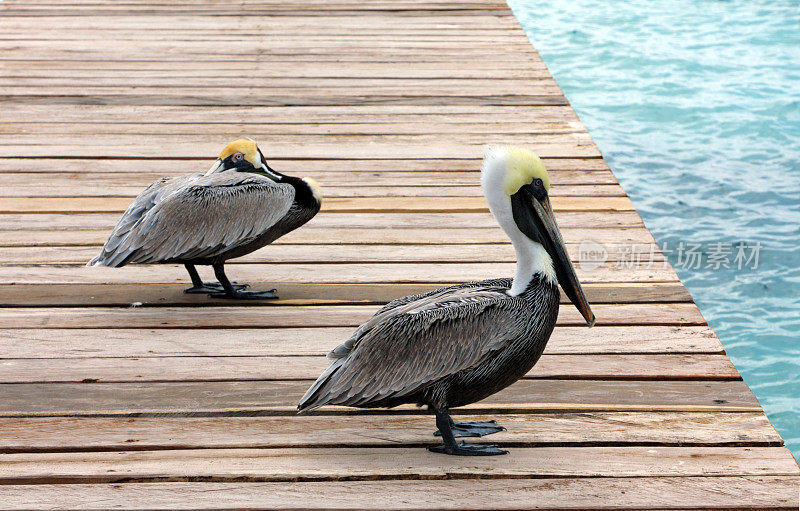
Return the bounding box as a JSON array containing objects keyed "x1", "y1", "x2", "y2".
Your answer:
[
  {"x1": 88, "y1": 139, "x2": 322, "y2": 299},
  {"x1": 298, "y1": 146, "x2": 594, "y2": 456}
]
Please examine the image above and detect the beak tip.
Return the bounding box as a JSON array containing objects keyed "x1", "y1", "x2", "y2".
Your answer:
[
  {"x1": 586, "y1": 314, "x2": 596, "y2": 328},
  {"x1": 205, "y1": 159, "x2": 223, "y2": 176}
]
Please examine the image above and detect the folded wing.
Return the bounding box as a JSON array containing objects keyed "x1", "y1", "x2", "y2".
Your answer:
[
  {"x1": 299, "y1": 283, "x2": 519, "y2": 411},
  {"x1": 89, "y1": 172, "x2": 295, "y2": 267}
]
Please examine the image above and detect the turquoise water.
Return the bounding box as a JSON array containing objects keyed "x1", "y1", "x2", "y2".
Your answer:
[{"x1": 509, "y1": 0, "x2": 800, "y2": 457}]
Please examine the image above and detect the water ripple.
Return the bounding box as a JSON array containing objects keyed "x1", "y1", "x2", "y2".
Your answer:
[{"x1": 509, "y1": 0, "x2": 800, "y2": 458}]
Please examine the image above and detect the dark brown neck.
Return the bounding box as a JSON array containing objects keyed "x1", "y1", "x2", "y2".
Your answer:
[{"x1": 280, "y1": 175, "x2": 319, "y2": 210}]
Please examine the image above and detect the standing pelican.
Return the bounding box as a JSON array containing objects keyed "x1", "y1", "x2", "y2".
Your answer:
[
  {"x1": 89, "y1": 139, "x2": 322, "y2": 299},
  {"x1": 298, "y1": 146, "x2": 594, "y2": 456}
]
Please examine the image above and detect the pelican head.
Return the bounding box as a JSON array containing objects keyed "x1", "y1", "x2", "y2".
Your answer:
[
  {"x1": 205, "y1": 139, "x2": 282, "y2": 180},
  {"x1": 482, "y1": 146, "x2": 595, "y2": 327}
]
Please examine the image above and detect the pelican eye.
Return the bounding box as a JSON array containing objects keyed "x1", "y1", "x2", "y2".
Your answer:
[
  {"x1": 533, "y1": 178, "x2": 543, "y2": 187},
  {"x1": 232, "y1": 152, "x2": 244, "y2": 162}
]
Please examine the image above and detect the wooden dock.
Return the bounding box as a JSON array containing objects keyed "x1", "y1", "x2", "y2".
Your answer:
[{"x1": 0, "y1": 0, "x2": 798, "y2": 508}]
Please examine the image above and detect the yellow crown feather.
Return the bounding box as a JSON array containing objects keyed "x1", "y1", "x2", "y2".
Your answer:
[
  {"x1": 218, "y1": 139, "x2": 260, "y2": 168},
  {"x1": 501, "y1": 146, "x2": 550, "y2": 196}
]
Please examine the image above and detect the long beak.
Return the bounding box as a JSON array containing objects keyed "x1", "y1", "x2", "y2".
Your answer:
[
  {"x1": 512, "y1": 186, "x2": 596, "y2": 326},
  {"x1": 205, "y1": 159, "x2": 224, "y2": 176}
]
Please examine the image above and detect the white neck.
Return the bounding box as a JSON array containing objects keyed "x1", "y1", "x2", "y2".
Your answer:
[{"x1": 481, "y1": 149, "x2": 556, "y2": 295}]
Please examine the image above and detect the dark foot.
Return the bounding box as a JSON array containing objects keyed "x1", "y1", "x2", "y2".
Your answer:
[
  {"x1": 428, "y1": 441, "x2": 508, "y2": 456},
  {"x1": 209, "y1": 288, "x2": 279, "y2": 300},
  {"x1": 434, "y1": 420, "x2": 506, "y2": 438},
  {"x1": 184, "y1": 282, "x2": 248, "y2": 294}
]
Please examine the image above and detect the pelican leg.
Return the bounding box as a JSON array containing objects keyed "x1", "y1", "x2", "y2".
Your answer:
[
  {"x1": 208, "y1": 263, "x2": 279, "y2": 300},
  {"x1": 434, "y1": 417, "x2": 506, "y2": 438},
  {"x1": 427, "y1": 408, "x2": 508, "y2": 456},
  {"x1": 183, "y1": 264, "x2": 247, "y2": 294}
]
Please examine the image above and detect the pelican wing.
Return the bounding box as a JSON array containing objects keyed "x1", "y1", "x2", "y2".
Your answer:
[
  {"x1": 89, "y1": 172, "x2": 295, "y2": 266},
  {"x1": 300, "y1": 282, "x2": 519, "y2": 411}
]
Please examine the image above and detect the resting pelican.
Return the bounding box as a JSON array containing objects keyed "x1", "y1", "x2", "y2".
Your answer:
[
  {"x1": 89, "y1": 139, "x2": 322, "y2": 299},
  {"x1": 298, "y1": 146, "x2": 594, "y2": 456}
]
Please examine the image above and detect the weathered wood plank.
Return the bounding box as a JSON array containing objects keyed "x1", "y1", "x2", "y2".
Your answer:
[
  {"x1": 2, "y1": 477, "x2": 798, "y2": 511},
  {"x1": 1, "y1": 446, "x2": 796, "y2": 484},
  {"x1": 0, "y1": 262, "x2": 680, "y2": 285},
  {"x1": 0, "y1": 195, "x2": 635, "y2": 214},
  {"x1": 0, "y1": 106, "x2": 586, "y2": 125},
  {"x1": 0, "y1": 282, "x2": 689, "y2": 307},
  {"x1": 0, "y1": 8, "x2": 519, "y2": 18},
  {"x1": 0, "y1": 354, "x2": 740, "y2": 384},
  {"x1": 0, "y1": 325, "x2": 721, "y2": 358},
  {"x1": 3, "y1": 78, "x2": 569, "y2": 92},
  {"x1": 0, "y1": 196, "x2": 635, "y2": 214},
  {"x1": 0, "y1": 226, "x2": 657, "y2": 247},
  {"x1": 6, "y1": 120, "x2": 587, "y2": 136},
  {"x1": 0, "y1": 243, "x2": 662, "y2": 265},
  {"x1": 0, "y1": 14, "x2": 522, "y2": 26},
  {"x1": 0, "y1": 380, "x2": 762, "y2": 416},
  {"x1": 0, "y1": 412, "x2": 780, "y2": 452},
  {"x1": 0, "y1": 157, "x2": 610, "y2": 174},
  {"x1": 0, "y1": 303, "x2": 704, "y2": 328},
  {"x1": 0, "y1": 85, "x2": 565, "y2": 100},
  {"x1": 2, "y1": 83, "x2": 565, "y2": 99},
  {"x1": 0, "y1": 169, "x2": 619, "y2": 189},
  {"x1": 0, "y1": 140, "x2": 596, "y2": 158},
  {"x1": 0, "y1": 183, "x2": 626, "y2": 198},
  {"x1": 0, "y1": 211, "x2": 648, "y2": 231}
]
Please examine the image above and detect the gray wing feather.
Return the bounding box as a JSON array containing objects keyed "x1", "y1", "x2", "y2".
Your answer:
[
  {"x1": 89, "y1": 172, "x2": 294, "y2": 266},
  {"x1": 300, "y1": 283, "x2": 517, "y2": 411},
  {"x1": 326, "y1": 279, "x2": 510, "y2": 360}
]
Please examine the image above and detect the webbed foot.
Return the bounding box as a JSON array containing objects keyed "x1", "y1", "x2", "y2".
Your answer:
[
  {"x1": 434, "y1": 420, "x2": 506, "y2": 438},
  {"x1": 209, "y1": 288, "x2": 279, "y2": 300},
  {"x1": 184, "y1": 282, "x2": 248, "y2": 294},
  {"x1": 427, "y1": 441, "x2": 508, "y2": 456}
]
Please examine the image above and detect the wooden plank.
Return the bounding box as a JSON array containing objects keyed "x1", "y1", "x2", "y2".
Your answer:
[
  {"x1": 0, "y1": 226, "x2": 657, "y2": 247},
  {"x1": 0, "y1": 325, "x2": 722, "y2": 358},
  {"x1": 0, "y1": 354, "x2": 740, "y2": 384},
  {"x1": 4, "y1": 133, "x2": 586, "y2": 147},
  {"x1": 0, "y1": 262, "x2": 680, "y2": 285},
  {"x1": 0, "y1": 412, "x2": 781, "y2": 452},
  {"x1": 0, "y1": 211, "x2": 648, "y2": 231},
  {"x1": 0, "y1": 140, "x2": 597, "y2": 159},
  {"x1": 0, "y1": 62, "x2": 551, "y2": 79},
  {"x1": 0, "y1": 183, "x2": 626, "y2": 198},
  {"x1": 0, "y1": 243, "x2": 662, "y2": 265},
  {"x1": 4, "y1": 244, "x2": 664, "y2": 267},
  {"x1": 0, "y1": 1, "x2": 512, "y2": 9},
  {"x1": 0, "y1": 380, "x2": 762, "y2": 416},
  {"x1": 2, "y1": 477, "x2": 798, "y2": 510},
  {"x1": 3, "y1": 78, "x2": 568, "y2": 91},
  {"x1": 0, "y1": 169, "x2": 619, "y2": 187},
  {"x1": 1, "y1": 82, "x2": 565, "y2": 97},
  {"x1": 0, "y1": 105, "x2": 584, "y2": 123},
  {"x1": 0, "y1": 282, "x2": 690, "y2": 307},
  {"x1": 0, "y1": 303, "x2": 705, "y2": 329},
  {"x1": 0, "y1": 33, "x2": 534, "y2": 42},
  {"x1": 0, "y1": 196, "x2": 635, "y2": 214},
  {"x1": 0, "y1": 8, "x2": 519, "y2": 17},
  {"x1": 0, "y1": 84, "x2": 565, "y2": 98},
  {"x1": 0, "y1": 157, "x2": 610, "y2": 173},
  {"x1": 1, "y1": 446, "x2": 796, "y2": 484},
  {"x1": 0, "y1": 14, "x2": 522, "y2": 26}
]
